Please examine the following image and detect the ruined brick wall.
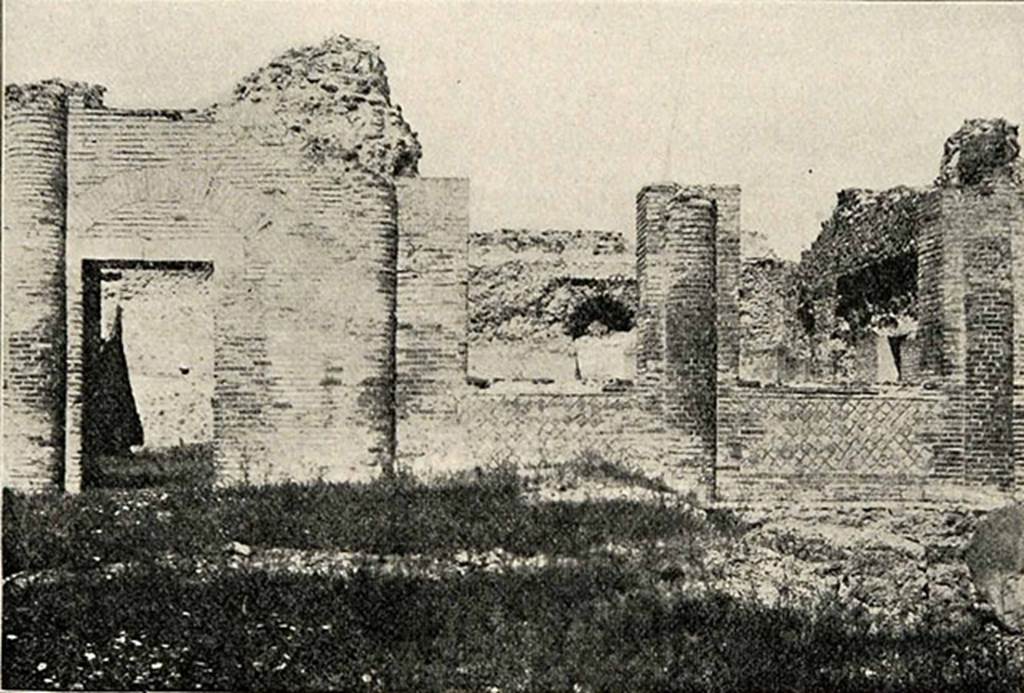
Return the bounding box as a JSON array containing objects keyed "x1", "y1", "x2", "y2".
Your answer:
[
  {"x1": 803, "y1": 187, "x2": 927, "y2": 280},
  {"x1": 728, "y1": 120, "x2": 1022, "y2": 500},
  {"x1": 97, "y1": 265, "x2": 215, "y2": 450},
  {"x1": 467, "y1": 229, "x2": 636, "y2": 382},
  {"x1": 209, "y1": 34, "x2": 421, "y2": 178},
  {"x1": 61, "y1": 106, "x2": 398, "y2": 490},
  {"x1": 739, "y1": 256, "x2": 802, "y2": 383},
  {"x1": 457, "y1": 385, "x2": 701, "y2": 489},
  {"x1": 6, "y1": 36, "x2": 1018, "y2": 506},
  {"x1": 795, "y1": 187, "x2": 933, "y2": 383},
  {"x1": 2, "y1": 85, "x2": 77, "y2": 490},
  {"x1": 717, "y1": 383, "x2": 947, "y2": 501}
]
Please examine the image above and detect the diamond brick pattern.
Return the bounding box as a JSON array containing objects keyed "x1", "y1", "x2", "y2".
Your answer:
[
  {"x1": 734, "y1": 390, "x2": 941, "y2": 476},
  {"x1": 458, "y1": 392, "x2": 670, "y2": 470}
]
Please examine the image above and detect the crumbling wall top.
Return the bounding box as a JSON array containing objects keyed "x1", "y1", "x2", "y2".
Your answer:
[
  {"x1": 471, "y1": 229, "x2": 629, "y2": 257},
  {"x1": 937, "y1": 117, "x2": 1021, "y2": 187},
  {"x1": 4, "y1": 79, "x2": 106, "y2": 112},
  {"x1": 209, "y1": 34, "x2": 422, "y2": 177}
]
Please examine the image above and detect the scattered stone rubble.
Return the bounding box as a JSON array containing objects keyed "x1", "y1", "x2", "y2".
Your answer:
[
  {"x1": 701, "y1": 505, "x2": 988, "y2": 631},
  {"x1": 5, "y1": 485, "x2": 1021, "y2": 662}
]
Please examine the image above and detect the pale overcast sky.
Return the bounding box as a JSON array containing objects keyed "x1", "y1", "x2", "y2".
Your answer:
[{"x1": 5, "y1": 1, "x2": 1023, "y2": 259}]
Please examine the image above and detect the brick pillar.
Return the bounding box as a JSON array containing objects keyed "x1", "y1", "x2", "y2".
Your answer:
[
  {"x1": 394, "y1": 178, "x2": 470, "y2": 475},
  {"x1": 697, "y1": 185, "x2": 741, "y2": 383},
  {"x1": 917, "y1": 190, "x2": 967, "y2": 482},
  {"x1": 916, "y1": 190, "x2": 960, "y2": 379},
  {"x1": 636, "y1": 184, "x2": 676, "y2": 403},
  {"x1": 1012, "y1": 183, "x2": 1024, "y2": 493},
  {"x1": 947, "y1": 182, "x2": 1019, "y2": 487},
  {"x1": 636, "y1": 184, "x2": 718, "y2": 494},
  {"x1": 2, "y1": 90, "x2": 70, "y2": 491}
]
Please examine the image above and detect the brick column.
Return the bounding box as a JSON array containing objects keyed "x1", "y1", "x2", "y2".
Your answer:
[
  {"x1": 946, "y1": 182, "x2": 1019, "y2": 488},
  {"x1": 636, "y1": 184, "x2": 677, "y2": 403},
  {"x1": 636, "y1": 184, "x2": 718, "y2": 495},
  {"x1": 1013, "y1": 183, "x2": 1024, "y2": 493},
  {"x1": 2, "y1": 91, "x2": 70, "y2": 491}
]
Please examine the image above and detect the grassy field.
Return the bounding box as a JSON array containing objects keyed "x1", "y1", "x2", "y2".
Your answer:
[
  {"x1": 3, "y1": 463, "x2": 1022, "y2": 692},
  {"x1": 3, "y1": 465, "x2": 726, "y2": 575}
]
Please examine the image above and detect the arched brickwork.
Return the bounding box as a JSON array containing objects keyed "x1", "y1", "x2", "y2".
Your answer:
[{"x1": 64, "y1": 162, "x2": 399, "y2": 490}]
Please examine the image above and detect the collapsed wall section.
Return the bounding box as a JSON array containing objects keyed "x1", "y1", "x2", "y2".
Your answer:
[
  {"x1": 739, "y1": 253, "x2": 801, "y2": 382},
  {"x1": 720, "y1": 118, "x2": 1022, "y2": 501},
  {"x1": 795, "y1": 187, "x2": 934, "y2": 384}
]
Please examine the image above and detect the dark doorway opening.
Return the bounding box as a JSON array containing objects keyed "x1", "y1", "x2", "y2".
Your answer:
[{"x1": 81, "y1": 260, "x2": 216, "y2": 488}]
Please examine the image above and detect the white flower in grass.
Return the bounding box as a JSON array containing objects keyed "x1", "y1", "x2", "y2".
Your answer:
[{"x1": 36, "y1": 662, "x2": 47, "y2": 672}]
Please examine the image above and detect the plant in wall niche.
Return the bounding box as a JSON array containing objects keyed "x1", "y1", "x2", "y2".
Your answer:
[
  {"x1": 818, "y1": 320, "x2": 857, "y2": 381},
  {"x1": 835, "y1": 254, "x2": 918, "y2": 343},
  {"x1": 564, "y1": 294, "x2": 635, "y2": 340}
]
